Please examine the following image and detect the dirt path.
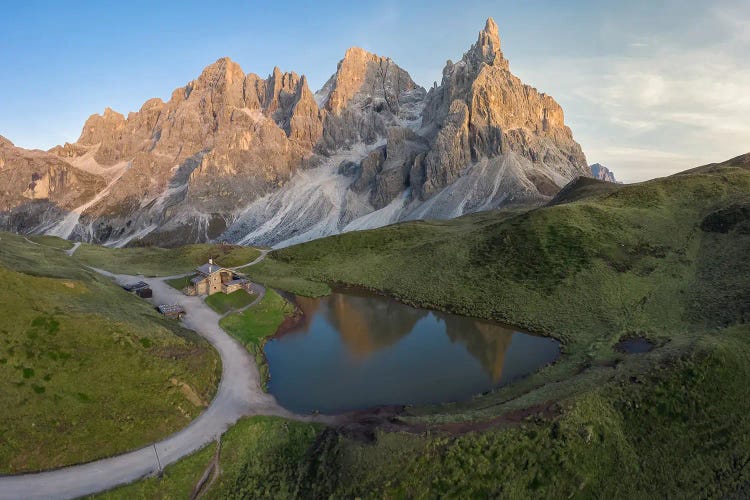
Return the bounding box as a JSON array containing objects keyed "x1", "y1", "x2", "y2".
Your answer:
[
  {"x1": 23, "y1": 237, "x2": 80, "y2": 256},
  {"x1": 219, "y1": 283, "x2": 266, "y2": 319},
  {"x1": 230, "y1": 249, "x2": 270, "y2": 271},
  {"x1": 0, "y1": 252, "x2": 334, "y2": 500}
]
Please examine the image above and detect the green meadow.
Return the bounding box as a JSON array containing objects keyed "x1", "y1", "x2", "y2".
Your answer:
[
  {"x1": 205, "y1": 289, "x2": 257, "y2": 315},
  {"x1": 0, "y1": 233, "x2": 220, "y2": 473},
  {"x1": 220, "y1": 290, "x2": 297, "y2": 391},
  {"x1": 73, "y1": 243, "x2": 261, "y2": 276},
  {"x1": 15, "y1": 154, "x2": 750, "y2": 496}
]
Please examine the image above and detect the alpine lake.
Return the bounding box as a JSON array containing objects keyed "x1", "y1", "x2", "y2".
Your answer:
[{"x1": 264, "y1": 290, "x2": 561, "y2": 414}]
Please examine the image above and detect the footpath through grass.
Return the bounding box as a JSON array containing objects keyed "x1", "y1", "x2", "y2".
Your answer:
[
  {"x1": 25, "y1": 234, "x2": 75, "y2": 250},
  {"x1": 220, "y1": 290, "x2": 296, "y2": 390},
  {"x1": 73, "y1": 243, "x2": 260, "y2": 276},
  {"x1": 0, "y1": 232, "x2": 220, "y2": 473}
]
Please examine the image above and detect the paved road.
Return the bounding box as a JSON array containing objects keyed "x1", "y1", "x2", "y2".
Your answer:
[{"x1": 0, "y1": 257, "x2": 331, "y2": 500}]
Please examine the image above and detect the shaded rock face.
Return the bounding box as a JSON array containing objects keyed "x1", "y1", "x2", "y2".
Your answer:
[
  {"x1": 589, "y1": 163, "x2": 618, "y2": 183},
  {"x1": 1, "y1": 17, "x2": 589, "y2": 248},
  {"x1": 0, "y1": 136, "x2": 107, "y2": 233},
  {"x1": 0, "y1": 136, "x2": 104, "y2": 210},
  {"x1": 316, "y1": 47, "x2": 426, "y2": 153}
]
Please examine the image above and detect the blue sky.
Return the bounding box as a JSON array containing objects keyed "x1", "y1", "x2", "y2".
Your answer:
[{"x1": 2, "y1": 0, "x2": 748, "y2": 182}]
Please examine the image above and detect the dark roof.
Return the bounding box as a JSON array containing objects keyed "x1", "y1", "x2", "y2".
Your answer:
[
  {"x1": 196, "y1": 263, "x2": 227, "y2": 276},
  {"x1": 191, "y1": 276, "x2": 205, "y2": 284},
  {"x1": 224, "y1": 278, "x2": 248, "y2": 286},
  {"x1": 122, "y1": 281, "x2": 149, "y2": 291}
]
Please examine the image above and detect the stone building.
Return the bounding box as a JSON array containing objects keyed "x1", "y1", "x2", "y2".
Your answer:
[{"x1": 185, "y1": 259, "x2": 249, "y2": 296}]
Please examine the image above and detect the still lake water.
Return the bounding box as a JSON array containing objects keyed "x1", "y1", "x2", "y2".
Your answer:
[{"x1": 265, "y1": 291, "x2": 560, "y2": 414}]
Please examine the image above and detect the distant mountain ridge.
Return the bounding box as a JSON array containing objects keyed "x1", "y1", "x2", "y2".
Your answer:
[
  {"x1": 589, "y1": 163, "x2": 618, "y2": 183},
  {"x1": 0, "y1": 18, "x2": 591, "y2": 247}
]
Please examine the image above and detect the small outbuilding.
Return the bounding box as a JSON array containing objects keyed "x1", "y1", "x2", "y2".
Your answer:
[
  {"x1": 158, "y1": 304, "x2": 186, "y2": 319},
  {"x1": 122, "y1": 281, "x2": 149, "y2": 292}
]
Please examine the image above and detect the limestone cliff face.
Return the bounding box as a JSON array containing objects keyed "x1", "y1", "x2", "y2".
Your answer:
[
  {"x1": 418, "y1": 18, "x2": 588, "y2": 201},
  {"x1": 417, "y1": 100, "x2": 472, "y2": 199},
  {"x1": 0, "y1": 136, "x2": 105, "y2": 211},
  {"x1": 41, "y1": 58, "x2": 326, "y2": 245},
  {"x1": 0, "y1": 136, "x2": 107, "y2": 232},
  {"x1": 1, "y1": 17, "x2": 591, "y2": 248},
  {"x1": 316, "y1": 47, "x2": 426, "y2": 152}
]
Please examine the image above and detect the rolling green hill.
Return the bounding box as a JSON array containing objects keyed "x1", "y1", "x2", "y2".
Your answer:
[
  {"x1": 250, "y1": 153, "x2": 750, "y2": 359},
  {"x1": 0, "y1": 233, "x2": 220, "y2": 473},
  {"x1": 72, "y1": 243, "x2": 261, "y2": 276},
  {"x1": 10, "y1": 153, "x2": 750, "y2": 497},
  {"x1": 228, "y1": 153, "x2": 750, "y2": 496}
]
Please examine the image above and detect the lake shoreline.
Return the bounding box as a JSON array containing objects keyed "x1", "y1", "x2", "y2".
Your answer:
[{"x1": 262, "y1": 290, "x2": 561, "y2": 416}]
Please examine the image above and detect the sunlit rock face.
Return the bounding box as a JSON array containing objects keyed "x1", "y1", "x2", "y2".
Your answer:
[
  {"x1": 0, "y1": 136, "x2": 107, "y2": 233},
  {"x1": 419, "y1": 17, "x2": 588, "y2": 201},
  {"x1": 1, "y1": 17, "x2": 589, "y2": 248}
]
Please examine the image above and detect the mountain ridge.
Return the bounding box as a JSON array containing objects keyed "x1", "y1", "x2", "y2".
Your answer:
[{"x1": 1, "y1": 17, "x2": 590, "y2": 248}]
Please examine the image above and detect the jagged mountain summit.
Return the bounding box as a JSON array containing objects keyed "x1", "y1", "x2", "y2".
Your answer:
[
  {"x1": 589, "y1": 163, "x2": 618, "y2": 183},
  {"x1": 0, "y1": 18, "x2": 590, "y2": 248}
]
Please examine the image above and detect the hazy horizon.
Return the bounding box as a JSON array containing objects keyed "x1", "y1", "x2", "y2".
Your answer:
[{"x1": 2, "y1": 0, "x2": 748, "y2": 183}]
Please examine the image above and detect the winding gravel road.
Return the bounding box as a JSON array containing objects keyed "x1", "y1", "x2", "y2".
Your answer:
[{"x1": 0, "y1": 254, "x2": 330, "y2": 500}]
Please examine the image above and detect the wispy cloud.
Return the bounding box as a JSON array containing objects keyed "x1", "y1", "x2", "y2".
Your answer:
[{"x1": 516, "y1": 2, "x2": 750, "y2": 182}]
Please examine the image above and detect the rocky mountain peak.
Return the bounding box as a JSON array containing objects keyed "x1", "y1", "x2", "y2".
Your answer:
[
  {"x1": 196, "y1": 57, "x2": 245, "y2": 85},
  {"x1": 418, "y1": 17, "x2": 588, "y2": 201},
  {"x1": 315, "y1": 46, "x2": 425, "y2": 152},
  {"x1": 2, "y1": 17, "x2": 592, "y2": 249},
  {"x1": 322, "y1": 47, "x2": 383, "y2": 113},
  {"x1": 139, "y1": 98, "x2": 165, "y2": 112},
  {"x1": 484, "y1": 16, "x2": 499, "y2": 35},
  {"x1": 464, "y1": 17, "x2": 508, "y2": 71},
  {"x1": 318, "y1": 47, "x2": 421, "y2": 115},
  {"x1": 77, "y1": 107, "x2": 126, "y2": 147}
]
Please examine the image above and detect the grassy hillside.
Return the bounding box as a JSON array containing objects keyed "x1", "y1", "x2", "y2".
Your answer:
[
  {"x1": 94, "y1": 417, "x2": 322, "y2": 499},
  {"x1": 73, "y1": 243, "x2": 261, "y2": 276},
  {"x1": 25, "y1": 234, "x2": 76, "y2": 250},
  {"x1": 248, "y1": 155, "x2": 750, "y2": 374},
  {"x1": 0, "y1": 232, "x2": 220, "y2": 473},
  {"x1": 95, "y1": 322, "x2": 750, "y2": 498},
  {"x1": 12, "y1": 154, "x2": 750, "y2": 496},
  {"x1": 205, "y1": 289, "x2": 257, "y2": 314},
  {"x1": 218, "y1": 154, "x2": 750, "y2": 495}
]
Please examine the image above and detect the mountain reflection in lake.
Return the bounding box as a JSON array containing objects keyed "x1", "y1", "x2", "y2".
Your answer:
[{"x1": 265, "y1": 291, "x2": 560, "y2": 414}]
